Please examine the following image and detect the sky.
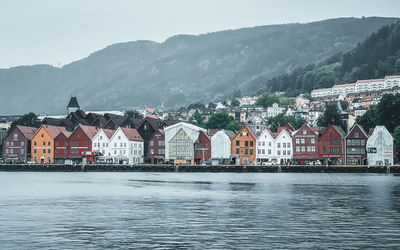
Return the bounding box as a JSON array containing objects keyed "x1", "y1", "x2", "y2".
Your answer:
[{"x1": 0, "y1": 0, "x2": 399, "y2": 69}]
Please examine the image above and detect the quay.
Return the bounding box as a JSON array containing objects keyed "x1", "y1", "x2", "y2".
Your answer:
[{"x1": 0, "y1": 164, "x2": 399, "y2": 173}]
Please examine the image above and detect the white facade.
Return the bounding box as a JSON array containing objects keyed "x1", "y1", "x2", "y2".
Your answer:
[
  {"x1": 256, "y1": 128, "x2": 292, "y2": 164},
  {"x1": 311, "y1": 75, "x2": 400, "y2": 98},
  {"x1": 92, "y1": 129, "x2": 114, "y2": 157},
  {"x1": 267, "y1": 103, "x2": 285, "y2": 117},
  {"x1": 109, "y1": 127, "x2": 143, "y2": 164},
  {"x1": 367, "y1": 126, "x2": 394, "y2": 165},
  {"x1": 211, "y1": 130, "x2": 232, "y2": 159},
  {"x1": 164, "y1": 122, "x2": 206, "y2": 161}
]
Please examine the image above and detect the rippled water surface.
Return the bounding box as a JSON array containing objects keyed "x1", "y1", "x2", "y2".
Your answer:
[{"x1": 0, "y1": 172, "x2": 400, "y2": 249}]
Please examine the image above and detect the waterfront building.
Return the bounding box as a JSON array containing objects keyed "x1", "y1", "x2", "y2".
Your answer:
[
  {"x1": 292, "y1": 124, "x2": 323, "y2": 164},
  {"x1": 109, "y1": 127, "x2": 144, "y2": 164},
  {"x1": 318, "y1": 125, "x2": 345, "y2": 165},
  {"x1": 194, "y1": 131, "x2": 211, "y2": 164},
  {"x1": 256, "y1": 128, "x2": 275, "y2": 164},
  {"x1": 137, "y1": 117, "x2": 164, "y2": 163},
  {"x1": 92, "y1": 128, "x2": 116, "y2": 160},
  {"x1": 164, "y1": 122, "x2": 206, "y2": 165},
  {"x1": 211, "y1": 130, "x2": 235, "y2": 161},
  {"x1": 256, "y1": 128, "x2": 293, "y2": 165},
  {"x1": 53, "y1": 130, "x2": 71, "y2": 163},
  {"x1": 231, "y1": 125, "x2": 257, "y2": 165},
  {"x1": 148, "y1": 129, "x2": 165, "y2": 164},
  {"x1": 68, "y1": 124, "x2": 99, "y2": 162},
  {"x1": 2, "y1": 125, "x2": 37, "y2": 163},
  {"x1": 344, "y1": 123, "x2": 368, "y2": 165},
  {"x1": 366, "y1": 126, "x2": 394, "y2": 165},
  {"x1": 31, "y1": 125, "x2": 69, "y2": 163}
]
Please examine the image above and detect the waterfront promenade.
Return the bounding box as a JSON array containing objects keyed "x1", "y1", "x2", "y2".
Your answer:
[{"x1": 0, "y1": 164, "x2": 399, "y2": 173}]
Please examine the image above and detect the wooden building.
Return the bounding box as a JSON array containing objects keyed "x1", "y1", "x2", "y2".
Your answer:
[{"x1": 231, "y1": 125, "x2": 257, "y2": 165}]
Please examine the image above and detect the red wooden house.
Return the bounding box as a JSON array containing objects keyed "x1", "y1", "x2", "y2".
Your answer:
[
  {"x1": 318, "y1": 125, "x2": 345, "y2": 165},
  {"x1": 68, "y1": 124, "x2": 99, "y2": 162},
  {"x1": 194, "y1": 131, "x2": 211, "y2": 164},
  {"x1": 148, "y1": 129, "x2": 165, "y2": 164},
  {"x1": 54, "y1": 131, "x2": 71, "y2": 163},
  {"x1": 292, "y1": 123, "x2": 323, "y2": 164},
  {"x1": 345, "y1": 123, "x2": 368, "y2": 165}
]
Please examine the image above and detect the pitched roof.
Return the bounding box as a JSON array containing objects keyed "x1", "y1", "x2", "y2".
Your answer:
[
  {"x1": 16, "y1": 125, "x2": 38, "y2": 140},
  {"x1": 102, "y1": 129, "x2": 116, "y2": 139},
  {"x1": 331, "y1": 125, "x2": 346, "y2": 138},
  {"x1": 223, "y1": 130, "x2": 236, "y2": 140},
  {"x1": 41, "y1": 117, "x2": 64, "y2": 126},
  {"x1": 346, "y1": 123, "x2": 368, "y2": 138},
  {"x1": 67, "y1": 97, "x2": 80, "y2": 108},
  {"x1": 41, "y1": 125, "x2": 69, "y2": 139},
  {"x1": 120, "y1": 127, "x2": 143, "y2": 141},
  {"x1": 138, "y1": 117, "x2": 163, "y2": 130},
  {"x1": 79, "y1": 125, "x2": 100, "y2": 140},
  {"x1": 246, "y1": 125, "x2": 258, "y2": 139}
]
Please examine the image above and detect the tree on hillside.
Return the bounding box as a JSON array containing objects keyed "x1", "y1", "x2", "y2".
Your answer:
[
  {"x1": 375, "y1": 93, "x2": 400, "y2": 132},
  {"x1": 317, "y1": 104, "x2": 343, "y2": 129},
  {"x1": 231, "y1": 99, "x2": 240, "y2": 107},
  {"x1": 188, "y1": 102, "x2": 206, "y2": 110},
  {"x1": 267, "y1": 114, "x2": 305, "y2": 132},
  {"x1": 9, "y1": 113, "x2": 41, "y2": 132},
  {"x1": 188, "y1": 111, "x2": 205, "y2": 127},
  {"x1": 208, "y1": 102, "x2": 217, "y2": 110},
  {"x1": 394, "y1": 126, "x2": 400, "y2": 161},
  {"x1": 226, "y1": 120, "x2": 243, "y2": 131},
  {"x1": 206, "y1": 112, "x2": 234, "y2": 129},
  {"x1": 356, "y1": 106, "x2": 377, "y2": 133},
  {"x1": 125, "y1": 110, "x2": 143, "y2": 119}
]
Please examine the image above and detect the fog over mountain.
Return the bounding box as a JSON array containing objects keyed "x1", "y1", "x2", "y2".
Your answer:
[{"x1": 0, "y1": 17, "x2": 398, "y2": 115}]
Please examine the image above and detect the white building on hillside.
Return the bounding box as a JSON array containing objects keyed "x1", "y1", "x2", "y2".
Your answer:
[
  {"x1": 211, "y1": 130, "x2": 235, "y2": 160},
  {"x1": 109, "y1": 127, "x2": 144, "y2": 164},
  {"x1": 267, "y1": 103, "x2": 285, "y2": 117},
  {"x1": 367, "y1": 126, "x2": 393, "y2": 165}
]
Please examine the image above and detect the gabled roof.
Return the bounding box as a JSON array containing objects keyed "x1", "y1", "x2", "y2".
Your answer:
[
  {"x1": 120, "y1": 127, "x2": 143, "y2": 141},
  {"x1": 345, "y1": 123, "x2": 368, "y2": 138},
  {"x1": 137, "y1": 117, "x2": 163, "y2": 130},
  {"x1": 34, "y1": 125, "x2": 69, "y2": 139},
  {"x1": 78, "y1": 125, "x2": 100, "y2": 140},
  {"x1": 103, "y1": 129, "x2": 116, "y2": 139},
  {"x1": 67, "y1": 97, "x2": 80, "y2": 108},
  {"x1": 164, "y1": 122, "x2": 207, "y2": 133},
  {"x1": 41, "y1": 117, "x2": 64, "y2": 126},
  {"x1": 16, "y1": 125, "x2": 38, "y2": 140},
  {"x1": 331, "y1": 125, "x2": 346, "y2": 138}
]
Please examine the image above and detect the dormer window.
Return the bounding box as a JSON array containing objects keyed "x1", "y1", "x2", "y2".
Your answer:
[{"x1": 303, "y1": 130, "x2": 307, "y2": 135}]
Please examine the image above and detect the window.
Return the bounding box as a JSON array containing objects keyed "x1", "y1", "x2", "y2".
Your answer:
[
  {"x1": 287, "y1": 143, "x2": 290, "y2": 148},
  {"x1": 322, "y1": 141, "x2": 326, "y2": 146},
  {"x1": 283, "y1": 150, "x2": 286, "y2": 155},
  {"x1": 329, "y1": 140, "x2": 333, "y2": 145},
  {"x1": 56, "y1": 141, "x2": 59, "y2": 146},
  {"x1": 311, "y1": 146, "x2": 315, "y2": 152},
  {"x1": 245, "y1": 149, "x2": 248, "y2": 155},
  {"x1": 13, "y1": 133, "x2": 18, "y2": 139},
  {"x1": 124, "y1": 143, "x2": 126, "y2": 147},
  {"x1": 84, "y1": 141, "x2": 88, "y2": 146},
  {"x1": 323, "y1": 148, "x2": 326, "y2": 153},
  {"x1": 100, "y1": 136, "x2": 103, "y2": 140},
  {"x1": 118, "y1": 136, "x2": 121, "y2": 140},
  {"x1": 278, "y1": 143, "x2": 281, "y2": 148},
  {"x1": 34, "y1": 149, "x2": 37, "y2": 154},
  {"x1": 64, "y1": 149, "x2": 67, "y2": 154},
  {"x1": 77, "y1": 133, "x2": 81, "y2": 138},
  {"x1": 236, "y1": 149, "x2": 239, "y2": 154},
  {"x1": 34, "y1": 157, "x2": 37, "y2": 162},
  {"x1": 5, "y1": 149, "x2": 9, "y2": 154},
  {"x1": 150, "y1": 149, "x2": 154, "y2": 155},
  {"x1": 43, "y1": 142, "x2": 46, "y2": 146},
  {"x1": 6, "y1": 141, "x2": 9, "y2": 146},
  {"x1": 361, "y1": 140, "x2": 365, "y2": 146},
  {"x1": 311, "y1": 138, "x2": 315, "y2": 144},
  {"x1": 268, "y1": 149, "x2": 271, "y2": 154},
  {"x1": 277, "y1": 150, "x2": 281, "y2": 155},
  {"x1": 20, "y1": 149, "x2": 24, "y2": 154},
  {"x1": 303, "y1": 130, "x2": 307, "y2": 135},
  {"x1": 301, "y1": 146, "x2": 305, "y2": 152},
  {"x1": 301, "y1": 139, "x2": 305, "y2": 144},
  {"x1": 296, "y1": 139, "x2": 300, "y2": 144},
  {"x1": 262, "y1": 142, "x2": 265, "y2": 146},
  {"x1": 55, "y1": 149, "x2": 59, "y2": 154},
  {"x1": 250, "y1": 141, "x2": 253, "y2": 147},
  {"x1": 64, "y1": 142, "x2": 67, "y2": 146},
  {"x1": 329, "y1": 132, "x2": 333, "y2": 138},
  {"x1": 43, "y1": 149, "x2": 46, "y2": 154},
  {"x1": 10, "y1": 141, "x2": 14, "y2": 146},
  {"x1": 296, "y1": 146, "x2": 300, "y2": 152},
  {"x1": 250, "y1": 149, "x2": 253, "y2": 155},
  {"x1": 283, "y1": 143, "x2": 286, "y2": 148},
  {"x1": 41, "y1": 133, "x2": 44, "y2": 138},
  {"x1": 354, "y1": 132, "x2": 359, "y2": 138},
  {"x1": 48, "y1": 141, "x2": 51, "y2": 146},
  {"x1": 150, "y1": 140, "x2": 154, "y2": 146}
]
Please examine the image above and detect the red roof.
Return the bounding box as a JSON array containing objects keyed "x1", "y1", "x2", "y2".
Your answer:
[
  {"x1": 16, "y1": 125, "x2": 38, "y2": 140},
  {"x1": 120, "y1": 127, "x2": 143, "y2": 141},
  {"x1": 79, "y1": 125, "x2": 100, "y2": 140},
  {"x1": 42, "y1": 125, "x2": 69, "y2": 139},
  {"x1": 334, "y1": 83, "x2": 355, "y2": 88},
  {"x1": 103, "y1": 129, "x2": 116, "y2": 139}
]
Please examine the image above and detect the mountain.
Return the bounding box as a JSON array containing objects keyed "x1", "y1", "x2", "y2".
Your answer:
[
  {"x1": 263, "y1": 20, "x2": 400, "y2": 96},
  {"x1": 0, "y1": 17, "x2": 398, "y2": 115}
]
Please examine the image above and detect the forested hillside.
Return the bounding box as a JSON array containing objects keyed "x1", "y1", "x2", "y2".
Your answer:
[{"x1": 262, "y1": 20, "x2": 400, "y2": 96}]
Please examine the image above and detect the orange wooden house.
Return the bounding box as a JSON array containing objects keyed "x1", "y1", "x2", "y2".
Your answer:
[
  {"x1": 231, "y1": 125, "x2": 257, "y2": 165},
  {"x1": 31, "y1": 125, "x2": 69, "y2": 163}
]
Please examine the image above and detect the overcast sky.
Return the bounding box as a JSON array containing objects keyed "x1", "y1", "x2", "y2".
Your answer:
[{"x1": 1, "y1": 0, "x2": 399, "y2": 69}]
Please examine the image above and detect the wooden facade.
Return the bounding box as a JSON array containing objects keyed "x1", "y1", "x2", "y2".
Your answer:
[{"x1": 231, "y1": 125, "x2": 256, "y2": 164}]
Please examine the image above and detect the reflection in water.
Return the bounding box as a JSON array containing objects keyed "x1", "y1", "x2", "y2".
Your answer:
[{"x1": 0, "y1": 173, "x2": 399, "y2": 249}]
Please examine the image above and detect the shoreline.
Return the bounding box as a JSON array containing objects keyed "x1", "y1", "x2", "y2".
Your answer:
[{"x1": 0, "y1": 164, "x2": 399, "y2": 173}]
